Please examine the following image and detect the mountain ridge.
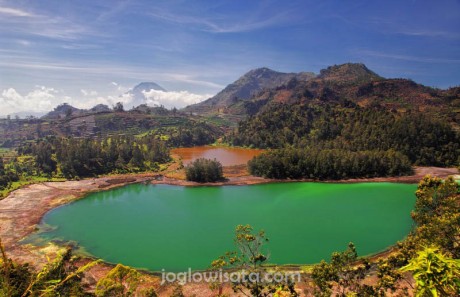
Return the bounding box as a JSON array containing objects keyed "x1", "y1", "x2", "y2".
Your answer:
[
  {"x1": 184, "y1": 67, "x2": 315, "y2": 113},
  {"x1": 184, "y1": 63, "x2": 459, "y2": 126}
]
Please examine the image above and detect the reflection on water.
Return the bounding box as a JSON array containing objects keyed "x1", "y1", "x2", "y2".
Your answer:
[{"x1": 171, "y1": 146, "x2": 264, "y2": 166}]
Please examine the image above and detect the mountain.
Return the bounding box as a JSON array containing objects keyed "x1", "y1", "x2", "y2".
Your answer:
[
  {"x1": 317, "y1": 63, "x2": 382, "y2": 83},
  {"x1": 42, "y1": 103, "x2": 112, "y2": 120},
  {"x1": 188, "y1": 63, "x2": 458, "y2": 125},
  {"x1": 184, "y1": 68, "x2": 315, "y2": 114},
  {"x1": 126, "y1": 82, "x2": 166, "y2": 109},
  {"x1": 89, "y1": 104, "x2": 111, "y2": 113},
  {"x1": 42, "y1": 103, "x2": 83, "y2": 119}
]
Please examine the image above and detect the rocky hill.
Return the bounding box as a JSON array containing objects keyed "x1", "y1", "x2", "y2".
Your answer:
[
  {"x1": 184, "y1": 67, "x2": 315, "y2": 114},
  {"x1": 196, "y1": 63, "x2": 459, "y2": 126}
]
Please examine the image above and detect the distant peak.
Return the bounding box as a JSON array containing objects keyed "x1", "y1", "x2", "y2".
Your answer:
[
  {"x1": 131, "y1": 82, "x2": 166, "y2": 92},
  {"x1": 251, "y1": 67, "x2": 274, "y2": 72},
  {"x1": 53, "y1": 103, "x2": 78, "y2": 111},
  {"x1": 318, "y1": 63, "x2": 382, "y2": 82},
  {"x1": 245, "y1": 67, "x2": 278, "y2": 75}
]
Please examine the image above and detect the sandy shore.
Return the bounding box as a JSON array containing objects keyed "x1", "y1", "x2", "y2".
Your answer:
[{"x1": 0, "y1": 166, "x2": 457, "y2": 295}]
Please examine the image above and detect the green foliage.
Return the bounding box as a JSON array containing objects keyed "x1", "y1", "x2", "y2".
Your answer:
[
  {"x1": 0, "y1": 240, "x2": 98, "y2": 297},
  {"x1": 248, "y1": 148, "x2": 412, "y2": 180},
  {"x1": 148, "y1": 121, "x2": 222, "y2": 147},
  {"x1": 309, "y1": 174, "x2": 459, "y2": 296},
  {"x1": 95, "y1": 264, "x2": 141, "y2": 297},
  {"x1": 400, "y1": 246, "x2": 460, "y2": 297},
  {"x1": 211, "y1": 225, "x2": 298, "y2": 297},
  {"x1": 232, "y1": 103, "x2": 459, "y2": 167},
  {"x1": 169, "y1": 285, "x2": 185, "y2": 297},
  {"x1": 21, "y1": 141, "x2": 56, "y2": 177},
  {"x1": 139, "y1": 287, "x2": 158, "y2": 297},
  {"x1": 0, "y1": 238, "x2": 32, "y2": 297},
  {"x1": 185, "y1": 158, "x2": 224, "y2": 182},
  {"x1": 113, "y1": 102, "x2": 124, "y2": 112},
  {"x1": 372, "y1": 175, "x2": 460, "y2": 296},
  {"x1": 18, "y1": 135, "x2": 170, "y2": 178},
  {"x1": 311, "y1": 243, "x2": 372, "y2": 297},
  {"x1": 0, "y1": 157, "x2": 19, "y2": 191},
  {"x1": 412, "y1": 176, "x2": 460, "y2": 257}
]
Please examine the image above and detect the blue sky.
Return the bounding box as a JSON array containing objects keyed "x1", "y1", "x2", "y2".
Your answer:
[{"x1": 0, "y1": 0, "x2": 459, "y2": 115}]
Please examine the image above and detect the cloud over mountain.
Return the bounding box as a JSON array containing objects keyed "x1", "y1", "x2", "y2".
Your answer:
[
  {"x1": 142, "y1": 89, "x2": 211, "y2": 109},
  {"x1": 0, "y1": 83, "x2": 212, "y2": 117}
]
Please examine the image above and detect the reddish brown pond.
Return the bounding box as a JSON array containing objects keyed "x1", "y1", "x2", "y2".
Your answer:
[{"x1": 171, "y1": 146, "x2": 264, "y2": 166}]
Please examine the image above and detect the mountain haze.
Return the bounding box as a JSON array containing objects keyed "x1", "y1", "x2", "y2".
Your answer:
[{"x1": 126, "y1": 82, "x2": 167, "y2": 109}]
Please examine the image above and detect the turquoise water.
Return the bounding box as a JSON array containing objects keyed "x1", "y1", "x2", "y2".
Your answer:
[{"x1": 38, "y1": 182, "x2": 417, "y2": 272}]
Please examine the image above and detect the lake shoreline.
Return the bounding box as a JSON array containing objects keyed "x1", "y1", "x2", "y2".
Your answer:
[
  {"x1": 0, "y1": 166, "x2": 457, "y2": 294},
  {"x1": 154, "y1": 166, "x2": 459, "y2": 186},
  {"x1": 1, "y1": 166, "x2": 458, "y2": 262}
]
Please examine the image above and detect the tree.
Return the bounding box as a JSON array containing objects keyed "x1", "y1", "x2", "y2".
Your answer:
[
  {"x1": 65, "y1": 108, "x2": 73, "y2": 118},
  {"x1": 170, "y1": 285, "x2": 185, "y2": 297},
  {"x1": 114, "y1": 102, "x2": 124, "y2": 112},
  {"x1": 1, "y1": 240, "x2": 99, "y2": 297},
  {"x1": 411, "y1": 175, "x2": 460, "y2": 256},
  {"x1": 400, "y1": 246, "x2": 460, "y2": 297},
  {"x1": 95, "y1": 264, "x2": 141, "y2": 297},
  {"x1": 185, "y1": 158, "x2": 224, "y2": 182},
  {"x1": 211, "y1": 225, "x2": 298, "y2": 297},
  {"x1": 129, "y1": 145, "x2": 144, "y2": 169},
  {"x1": 311, "y1": 243, "x2": 371, "y2": 297},
  {"x1": 232, "y1": 103, "x2": 459, "y2": 167},
  {"x1": 0, "y1": 157, "x2": 5, "y2": 176},
  {"x1": 34, "y1": 141, "x2": 57, "y2": 177}
]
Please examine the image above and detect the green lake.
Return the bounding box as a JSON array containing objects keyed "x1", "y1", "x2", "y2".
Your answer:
[{"x1": 37, "y1": 182, "x2": 417, "y2": 272}]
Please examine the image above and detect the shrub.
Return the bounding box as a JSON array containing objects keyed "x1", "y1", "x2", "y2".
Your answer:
[{"x1": 185, "y1": 158, "x2": 224, "y2": 182}]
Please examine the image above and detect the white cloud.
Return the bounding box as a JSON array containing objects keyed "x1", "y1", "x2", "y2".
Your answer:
[
  {"x1": 70, "y1": 88, "x2": 134, "y2": 110},
  {"x1": 0, "y1": 85, "x2": 211, "y2": 117},
  {"x1": 114, "y1": 93, "x2": 134, "y2": 106},
  {"x1": 358, "y1": 50, "x2": 460, "y2": 64},
  {"x1": 142, "y1": 89, "x2": 210, "y2": 109},
  {"x1": 148, "y1": 6, "x2": 296, "y2": 34},
  {"x1": 0, "y1": 86, "x2": 120, "y2": 116},
  {"x1": 80, "y1": 89, "x2": 98, "y2": 96},
  {"x1": 0, "y1": 86, "x2": 61, "y2": 116},
  {"x1": 0, "y1": 4, "x2": 103, "y2": 41},
  {"x1": 0, "y1": 7, "x2": 34, "y2": 17},
  {"x1": 16, "y1": 39, "x2": 31, "y2": 46}
]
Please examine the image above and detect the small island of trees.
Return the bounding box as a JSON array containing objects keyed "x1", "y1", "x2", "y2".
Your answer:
[{"x1": 185, "y1": 158, "x2": 224, "y2": 182}]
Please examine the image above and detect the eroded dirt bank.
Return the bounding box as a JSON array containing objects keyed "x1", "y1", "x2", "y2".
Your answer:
[{"x1": 0, "y1": 174, "x2": 154, "y2": 267}]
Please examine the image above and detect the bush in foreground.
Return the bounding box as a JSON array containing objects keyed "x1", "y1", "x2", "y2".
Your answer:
[{"x1": 185, "y1": 158, "x2": 224, "y2": 182}]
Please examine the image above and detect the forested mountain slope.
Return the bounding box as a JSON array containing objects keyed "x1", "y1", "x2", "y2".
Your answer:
[{"x1": 194, "y1": 63, "x2": 459, "y2": 128}]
